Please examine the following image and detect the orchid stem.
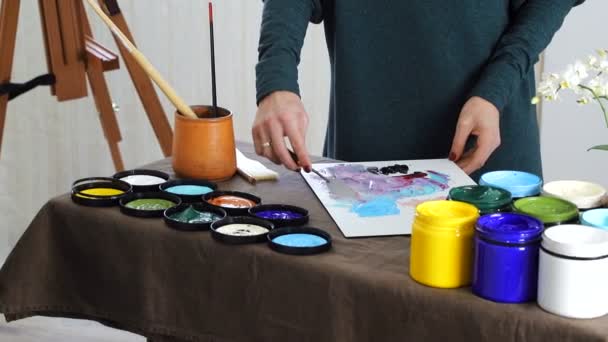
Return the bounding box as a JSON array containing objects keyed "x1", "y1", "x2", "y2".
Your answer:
[{"x1": 579, "y1": 84, "x2": 608, "y2": 128}]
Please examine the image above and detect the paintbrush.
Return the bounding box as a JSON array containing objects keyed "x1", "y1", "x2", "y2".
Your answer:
[
  {"x1": 208, "y1": 2, "x2": 218, "y2": 118},
  {"x1": 287, "y1": 149, "x2": 330, "y2": 182},
  {"x1": 85, "y1": 0, "x2": 198, "y2": 119}
]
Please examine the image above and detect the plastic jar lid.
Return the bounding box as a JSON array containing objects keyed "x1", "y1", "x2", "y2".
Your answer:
[
  {"x1": 542, "y1": 224, "x2": 608, "y2": 259},
  {"x1": 513, "y1": 196, "x2": 579, "y2": 224},
  {"x1": 415, "y1": 200, "x2": 479, "y2": 230},
  {"x1": 449, "y1": 185, "x2": 512, "y2": 212},
  {"x1": 581, "y1": 209, "x2": 608, "y2": 229},
  {"x1": 476, "y1": 213, "x2": 543, "y2": 245},
  {"x1": 542, "y1": 180, "x2": 606, "y2": 209},
  {"x1": 479, "y1": 171, "x2": 542, "y2": 198}
]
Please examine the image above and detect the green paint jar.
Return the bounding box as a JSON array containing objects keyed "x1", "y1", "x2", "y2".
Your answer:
[
  {"x1": 448, "y1": 185, "x2": 513, "y2": 215},
  {"x1": 513, "y1": 197, "x2": 579, "y2": 228}
]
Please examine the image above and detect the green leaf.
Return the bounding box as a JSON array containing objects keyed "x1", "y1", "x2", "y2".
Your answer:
[{"x1": 588, "y1": 145, "x2": 608, "y2": 152}]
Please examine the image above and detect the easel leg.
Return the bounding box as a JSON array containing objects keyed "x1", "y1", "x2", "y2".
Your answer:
[
  {"x1": 78, "y1": 0, "x2": 124, "y2": 171},
  {"x1": 100, "y1": 0, "x2": 174, "y2": 157},
  {"x1": 0, "y1": 0, "x2": 21, "y2": 157}
]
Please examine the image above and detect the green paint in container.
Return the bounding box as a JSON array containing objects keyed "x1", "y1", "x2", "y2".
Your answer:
[
  {"x1": 125, "y1": 198, "x2": 176, "y2": 211},
  {"x1": 169, "y1": 206, "x2": 222, "y2": 224},
  {"x1": 448, "y1": 185, "x2": 512, "y2": 215},
  {"x1": 513, "y1": 196, "x2": 579, "y2": 227}
]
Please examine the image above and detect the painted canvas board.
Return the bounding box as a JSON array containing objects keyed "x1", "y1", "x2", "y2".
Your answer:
[{"x1": 301, "y1": 159, "x2": 476, "y2": 238}]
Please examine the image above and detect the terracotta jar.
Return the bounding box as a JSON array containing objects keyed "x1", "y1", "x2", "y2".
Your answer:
[{"x1": 172, "y1": 105, "x2": 236, "y2": 181}]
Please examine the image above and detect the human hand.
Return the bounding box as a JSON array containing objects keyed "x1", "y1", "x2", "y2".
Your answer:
[
  {"x1": 252, "y1": 91, "x2": 312, "y2": 172},
  {"x1": 449, "y1": 96, "x2": 501, "y2": 175}
]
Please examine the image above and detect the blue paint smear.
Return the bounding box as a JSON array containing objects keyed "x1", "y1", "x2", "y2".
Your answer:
[
  {"x1": 273, "y1": 234, "x2": 327, "y2": 247},
  {"x1": 351, "y1": 196, "x2": 400, "y2": 217}
]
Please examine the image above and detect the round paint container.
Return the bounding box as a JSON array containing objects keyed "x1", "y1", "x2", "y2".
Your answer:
[
  {"x1": 119, "y1": 192, "x2": 181, "y2": 218},
  {"x1": 71, "y1": 177, "x2": 132, "y2": 207},
  {"x1": 204, "y1": 191, "x2": 261, "y2": 216},
  {"x1": 164, "y1": 203, "x2": 226, "y2": 231},
  {"x1": 160, "y1": 179, "x2": 217, "y2": 203},
  {"x1": 248, "y1": 204, "x2": 309, "y2": 227},
  {"x1": 210, "y1": 216, "x2": 274, "y2": 244},
  {"x1": 410, "y1": 200, "x2": 479, "y2": 288},
  {"x1": 514, "y1": 196, "x2": 579, "y2": 228},
  {"x1": 538, "y1": 224, "x2": 608, "y2": 319},
  {"x1": 479, "y1": 171, "x2": 542, "y2": 199},
  {"x1": 542, "y1": 180, "x2": 606, "y2": 210},
  {"x1": 113, "y1": 169, "x2": 169, "y2": 192},
  {"x1": 448, "y1": 185, "x2": 513, "y2": 215},
  {"x1": 581, "y1": 208, "x2": 608, "y2": 230},
  {"x1": 473, "y1": 213, "x2": 543, "y2": 303},
  {"x1": 268, "y1": 227, "x2": 332, "y2": 255}
]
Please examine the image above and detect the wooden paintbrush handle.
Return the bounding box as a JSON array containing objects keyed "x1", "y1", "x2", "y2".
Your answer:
[{"x1": 84, "y1": 0, "x2": 197, "y2": 119}]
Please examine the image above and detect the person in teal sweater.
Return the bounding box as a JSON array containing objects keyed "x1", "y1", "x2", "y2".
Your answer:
[{"x1": 252, "y1": 0, "x2": 584, "y2": 180}]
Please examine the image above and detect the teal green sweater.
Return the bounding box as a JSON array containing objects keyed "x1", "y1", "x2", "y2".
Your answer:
[{"x1": 256, "y1": 0, "x2": 583, "y2": 179}]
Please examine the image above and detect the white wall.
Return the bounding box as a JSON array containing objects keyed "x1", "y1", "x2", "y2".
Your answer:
[{"x1": 541, "y1": 1, "x2": 608, "y2": 186}]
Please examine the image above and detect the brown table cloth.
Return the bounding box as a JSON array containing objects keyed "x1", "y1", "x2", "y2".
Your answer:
[{"x1": 1, "y1": 145, "x2": 608, "y2": 342}]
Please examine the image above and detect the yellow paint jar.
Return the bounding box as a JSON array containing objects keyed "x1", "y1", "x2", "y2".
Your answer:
[{"x1": 410, "y1": 200, "x2": 479, "y2": 288}]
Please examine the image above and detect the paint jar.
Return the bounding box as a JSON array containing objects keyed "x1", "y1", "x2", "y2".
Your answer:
[
  {"x1": 172, "y1": 105, "x2": 237, "y2": 181},
  {"x1": 581, "y1": 208, "x2": 608, "y2": 230},
  {"x1": 160, "y1": 179, "x2": 217, "y2": 203},
  {"x1": 473, "y1": 213, "x2": 543, "y2": 303},
  {"x1": 119, "y1": 192, "x2": 181, "y2": 218},
  {"x1": 479, "y1": 171, "x2": 542, "y2": 199},
  {"x1": 538, "y1": 224, "x2": 608, "y2": 319},
  {"x1": 249, "y1": 204, "x2": 309, "y2": 227},
  {"x1": 514, "y1": 197, "x2": 579, "y2": 228},
  {"x1": 211, "y1": 216, "x2": 274, "y2": 244},
  {"x1": 113, "y1": 169, "x2": 170, "y2": 192},
  {"x1": 204, "y1": 190, "x2": 261, "y2": 216},
  {"x1": 71, "y1": 177, "x2": 132, "y2": 207},
  {"x1": 542, "y1": 180, "x2": 606, "y2": 210},
  {"x1": 410, "y1": 200, "x2": 479, "y2": 288},
  {"x1": 448, "y1": 185, "x2": 512, "y2": 215},
  {"x1": 268, "y1": 226, "x2": 332, "y2": 255}
]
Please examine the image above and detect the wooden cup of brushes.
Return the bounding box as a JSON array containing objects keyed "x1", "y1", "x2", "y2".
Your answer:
[
  {"x1": 86, "y1": 0, "x2": 253, "y2": 183},
  {"x1": 172, "y1": 105, "x2": 237, "y2": 181}
]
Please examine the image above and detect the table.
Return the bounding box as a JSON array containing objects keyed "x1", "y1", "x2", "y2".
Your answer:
[{"x1": 1, "y1": 145, "x2": 607, "y2": 342}]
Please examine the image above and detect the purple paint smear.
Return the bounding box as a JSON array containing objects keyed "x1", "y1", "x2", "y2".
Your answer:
[{"x1": 321, "y1": 164, "x2": 450, "y2": 217}]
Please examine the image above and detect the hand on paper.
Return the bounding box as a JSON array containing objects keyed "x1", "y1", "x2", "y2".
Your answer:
[
  {"x1": 252, "y1": 91, "x2": 312, "y2": 172},
  {"x1": 449, "y1": 96, "x2": 501, "y2": 175}
]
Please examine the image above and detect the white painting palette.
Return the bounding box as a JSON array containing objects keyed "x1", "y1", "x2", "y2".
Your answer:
[{"x1": 301, "y1": 159, "x2": 476, "y2": 238}]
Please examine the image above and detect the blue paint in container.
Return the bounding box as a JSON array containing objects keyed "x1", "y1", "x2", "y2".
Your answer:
[
  {"x1": 581, "y1": 208, "x2": 608, "y2": 229},
  {"x1": 479, "y1": 171, "x2": 542, "y2": 199},
  {"x1": 165, "y1": 185, "x2": 213, "y2": 196},
  {"x1": 473, "y1": 213, "x2": 544, "y2": 303},
  {"x1": 272, "y1": 234, "x2": 327, "y2": 247}
]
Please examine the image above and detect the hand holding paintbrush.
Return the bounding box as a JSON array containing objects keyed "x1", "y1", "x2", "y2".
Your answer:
[{"x1": 287, "y1": 149, "x2": 330, "y2": 182}]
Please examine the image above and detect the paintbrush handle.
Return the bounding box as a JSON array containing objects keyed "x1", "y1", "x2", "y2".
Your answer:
[{"x1": 84, "y1": 0, "x2": 197, "y2": 119}]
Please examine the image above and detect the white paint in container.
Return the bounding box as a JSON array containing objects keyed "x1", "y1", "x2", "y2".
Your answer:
[
  {"x1": 538, "y1": 224, "x2": 608, "y2": 319},
  {"x1": 542, "y1": 180, "x2": 606, "y2": 210}
]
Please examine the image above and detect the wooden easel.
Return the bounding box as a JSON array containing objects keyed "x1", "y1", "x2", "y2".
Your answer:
[{"x1": 0, "y1": 0, "x2": 173, "y2": 171}]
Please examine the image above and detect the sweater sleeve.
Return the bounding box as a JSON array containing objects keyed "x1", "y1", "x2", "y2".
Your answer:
[
  {"x1": 255, "y1": 0, "x2": 323, "y2": 104},
  {"x1": 470, "y1": 0, "x2": 584, "y2": 112}
]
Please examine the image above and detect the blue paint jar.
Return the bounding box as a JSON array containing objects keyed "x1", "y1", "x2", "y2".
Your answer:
[
  {"x1": 581, "y1": 208, "x2": 608, "y2": 230},
  {"x1": 479, "y1": 171, "x2": 542, "y2": 199},
  {"x1": 473, "y1": 213, "x2": 544, "y2": 303}
]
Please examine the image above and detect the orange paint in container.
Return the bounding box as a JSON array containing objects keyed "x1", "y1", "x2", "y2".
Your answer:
[{"x1": 209, "y1": 195, "x2": 256, "y2": 208}]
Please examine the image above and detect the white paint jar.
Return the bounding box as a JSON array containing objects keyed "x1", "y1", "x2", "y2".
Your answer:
[
  {"x1": 538, "y1": 224, "x2": 608, "y2": 319},
  {"x1": 542, "y1": 180, "x2": 606, "y2": 210}
]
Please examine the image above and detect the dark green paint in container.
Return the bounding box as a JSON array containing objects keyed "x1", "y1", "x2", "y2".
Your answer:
[{"x1": 448, "y1": 185, "x2": 513, "y2": 215}]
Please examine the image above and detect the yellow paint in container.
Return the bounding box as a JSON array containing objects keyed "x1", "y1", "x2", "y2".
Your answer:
[
  {"x1": 410, "y1": 200, "x2": 479, "y2": 288},
  {"x1": 77, "y1": 188, "x2": 125, "y2": 199}
]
